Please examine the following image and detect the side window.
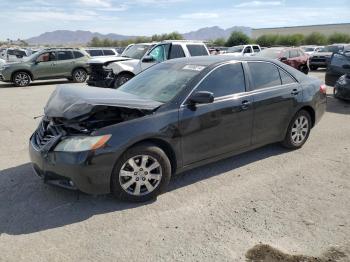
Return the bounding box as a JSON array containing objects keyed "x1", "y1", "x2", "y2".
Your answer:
[
  {"x1": 298, "y1": 49, "x2": 305, "y2": 56},
  {"x1": 248, "y1": 62, "x2": 281, "y2": 89},
  {"x1": 73, "y1": 51, "x2": 85, "y2": 58},
  {"x1": 279, "y1": 69, "x2": 296, "y2": 85},
  {"x1": 186, "y1": 44, "x2": 208, "y2": 56},
  {"x1": 244, "y1": 46, "x2": 252, "y2": 54},
  {"x1": 89, "y1": 50, "x2": 103, "y2": 56},
  {"x1": 253, "y1": 46, "x2": 260, "y2": 53},
  {"x1": 196, "y1": 63, "x2": 246, "y2": 97},
  {"x1": 281, "y1": 50, "x2": 289, "y2": 58},
  {"x1": 169, "y1": 45, "x2": 185, "y2": 59},
  {"x1": 331, "y1": 53, "x2": 350, "y2": 67},
  {"x1": 36, "y1": 52, "x2": 56, "y2": 62},
  {"x1": 103, "y1": 49, "x2": 115, "y2": 55},
  {"x1": 149, "y1": 45, "x2": 166, "y2": 62},
  {"x1": 57, "y1": 51, "x2": 73, "y2": 60},
  {"x1": 289, "y1": 50, "x2": 299, "y2": 58}
]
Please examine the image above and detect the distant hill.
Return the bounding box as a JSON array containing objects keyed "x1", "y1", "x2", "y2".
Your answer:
[
  {"x1": 26, "y1": 30, "x2": 138, "y2": 45},
  {"x1": 182, "y1": 26, "x2": 252, "y2": 40},
  {"x1": 26, "y1": 26, "x2": 252, "y2": 45}
]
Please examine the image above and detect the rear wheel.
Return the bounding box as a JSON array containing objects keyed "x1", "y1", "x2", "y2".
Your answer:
[
  {"x1": 282, "y1": 110, "x2": 311, "y2": 149},
  {"x1": 13, "y1": 71, "x2": 31, "y2": 87},
  {"x1": 113, "y1": 73, "x2": 134, "y2": 88},
  {"x1": 299, "y1": 65, "x2": 309, "y2": 74},
  {"x1": 72, "y1": 68, "x2": 87, "y2": 83},
  {"x1": 310, "y1": 65, "x2": 318, "y2": 71},
  {"x1": 111, "y1": 143, "x2": 171, "y2": 202}
]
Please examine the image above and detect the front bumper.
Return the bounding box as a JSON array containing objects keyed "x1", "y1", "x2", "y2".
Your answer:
[{"x1": 29, "y1": 135, "x2": 114, "y2": 195}]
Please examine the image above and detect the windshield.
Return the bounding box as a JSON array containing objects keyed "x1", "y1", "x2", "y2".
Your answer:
[
  {"x1": 304, "y1": 47, "x2": 315, "y2": 52},
  {"x1": 121, "y1": 44, "x2": 152, "y2": 59},
  {"x1": 255, "y1": 48, "x2": 282, "y2": 59},
  {"x1": 227, "y1": 46, "x2": 244, "y2": 53},
  {"x1": 118, "y1": 62, "x2": 204, "y2": 103},
  {"x1": 318, "y1": 45, "x2": 344, "y2": 53}
]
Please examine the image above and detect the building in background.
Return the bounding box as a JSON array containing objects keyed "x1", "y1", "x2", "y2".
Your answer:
[{"x1": 252, "y1": 23, "x2": 350, "y2": 38}]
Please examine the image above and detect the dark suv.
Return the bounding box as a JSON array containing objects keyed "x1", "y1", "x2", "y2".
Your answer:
[
  {"x1": 256, "y1": 47, "x2": 309, "y2": 74},
  {"x1": 0, "y1": 48, "x2": 90, "y2": 87}
]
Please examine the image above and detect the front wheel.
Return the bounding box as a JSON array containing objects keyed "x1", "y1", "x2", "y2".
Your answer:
[
  {"x1": 113, "y1": 73, "x2": 133, "y2": 88},
  {"x1": 299, "y1": 65, "x2": 309, "y2": 75},
  {"x1": 282, "y1": 110, "x2": 311, "y2": 149},
  {"x1": 111, "y1": 143, "x2": 171, "y2": 202},
  {"x1": 13, "y1": 71, "x2": 31, "y2": 87},
  {"x1": 72, "y1": 68, "x2": 87, "y2": 83}
]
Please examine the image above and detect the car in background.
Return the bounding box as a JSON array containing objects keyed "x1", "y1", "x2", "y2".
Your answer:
[
  {"x1": 0, "y1": 48, "x2": 90, "y2": 87},
  {"x1": 256, "y1": 47, "x2": 309, "y2": 74},
  {"x1": 301, "y1": 45, "x2": 324, "y2": 55},
  {"x1": 0, "y1": 48, "x2": 30, "y2": 62},
  {"x1": 222, "y1": 45, "x2": 261, "y2": 56},
  {"x1": 85, "y1": 48, "x2": 119, "y2": 57},
  {"x1": 309, "y1": 44, "x2": 350, "y2": 70},
  {"x1": 325, "y1": 52, "x2": 350, "y2": 100},
  {"x1": 87, "y1": 40, "x2": 210, "y2": 88}
]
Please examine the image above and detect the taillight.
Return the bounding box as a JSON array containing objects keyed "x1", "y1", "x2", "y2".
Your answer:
[{"x1": 320, "y1": 84, "x2": 327, "y2": 94}]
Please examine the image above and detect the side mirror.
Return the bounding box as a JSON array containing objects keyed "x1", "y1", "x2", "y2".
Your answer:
[
  {"x1": 280, "y1": 57, "x2": 288, "y2": 62},
  {"x1": 35, "y1": 60, "x2": 41, "y2": 64},
  {"x1": 342, "y1": 64, "x2": 350, "y2": 70},
  {"x1": 188, "y1": 91, "x2": 214, "y2": 105},
  {"x1": 142, "y1": 55, "x2": 155, "y2": 63}
]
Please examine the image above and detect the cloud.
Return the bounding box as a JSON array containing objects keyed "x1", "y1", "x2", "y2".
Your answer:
[
  {"x1": 180, "y1": 12, "x2": 219, "y2": 19},
  {"x1": 236, "y1": 1, "x2": 283, "y2": 7},
  {"x1": 79, "y1": 0, "x2": 111, "y2": 8}
]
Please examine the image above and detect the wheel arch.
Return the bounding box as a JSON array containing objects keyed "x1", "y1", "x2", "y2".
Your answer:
[
  {"x1": 71, "y1": 66, "x2": 88, "y2": 76},
  {"x1": 116, "y1": 71, "x2": 135, "y2": 78},
  {"x1": 298, "y1": 105, "x2": 315, "y2": 127},
  {"x1": 11, "y1": 70, "x2": 33, "y2": 81}
]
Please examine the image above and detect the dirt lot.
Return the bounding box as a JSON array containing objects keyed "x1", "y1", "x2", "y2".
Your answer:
[{"x1": 0, "y1": 71, "x2": 349, "y2": 262}]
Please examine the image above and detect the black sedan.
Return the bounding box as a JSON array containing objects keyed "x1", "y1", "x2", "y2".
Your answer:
[{"x1": 29, "y1": 56, "x2": 327, "y2": 202}]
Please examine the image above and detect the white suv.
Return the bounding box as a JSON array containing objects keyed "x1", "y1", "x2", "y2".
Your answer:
[
  {"x1": 87, "y1": 40, "x2": 210, "y2": 88},
  {"x1": 222, "y1": 44, "x2": 261, "y2": 56},
  {"x1": 0, "y1": 48, "x2": 30, "y2": 62}
]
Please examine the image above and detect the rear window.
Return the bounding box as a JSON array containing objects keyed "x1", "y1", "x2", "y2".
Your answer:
[
  {"x1": 186, "y1": 44, "x2": 208, "y2": 56},
  {"x1": 73, "y1": 51, "x2": 85, "y2": 58},
  {"x1": 253, "y1": 46, "x2": 260, "y2": 52},
  {"x1": 331, "y1": 53, "x2": 350, "y2": 67},
  {"x1": 103, "y1": 49, "x2": 115, "y2": 55},
  {"x1": 88, "y1": 50, "x2": 103, "y2": 56},
  {"x1": 279, "y1": 69, "x2": 296, "y2": 85},
  {"x1": 248, "y1": 62, "x2": 281, "y2": 89}
]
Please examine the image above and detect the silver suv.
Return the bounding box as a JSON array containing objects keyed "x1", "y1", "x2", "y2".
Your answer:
[{"x1": 87, "y1": 40, "x2": 210, "y2": 88}]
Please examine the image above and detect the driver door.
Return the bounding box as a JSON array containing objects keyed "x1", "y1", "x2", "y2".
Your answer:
[
  {"x1": 31, "y1": 51, "x2": 57, "y2": 79},
  {"x1": 140, "y1": 44, "x2": 170, "y2": 71}
]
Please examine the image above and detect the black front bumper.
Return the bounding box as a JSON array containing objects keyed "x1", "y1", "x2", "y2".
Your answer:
[{"x1": 29, "y1": 135, "x2": 114, "y2": 195}]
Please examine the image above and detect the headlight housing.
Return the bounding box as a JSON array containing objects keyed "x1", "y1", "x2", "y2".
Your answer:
[{"x1": 54, "y1": 135, "x2": 111, "y2": 152}]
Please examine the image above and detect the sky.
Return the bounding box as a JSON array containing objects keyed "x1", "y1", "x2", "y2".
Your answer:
[{"x1": 0, "y1": 0, "x2": 349, "y2": 39}]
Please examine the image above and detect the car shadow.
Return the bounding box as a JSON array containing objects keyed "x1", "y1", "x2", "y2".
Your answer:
[
  {"x1": 0, "y1": 80, "x2": 71, "y2": 88},
  {"x1": 326, "y1": 94, "x2": 350, "y2": 114},
  {"x1": 0, "y1": 144, "x2": 288, "y2": 235}
]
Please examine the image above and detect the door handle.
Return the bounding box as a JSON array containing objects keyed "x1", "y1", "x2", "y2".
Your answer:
[
  {"x1": 241, "y1": 100, "x2": 251, "y2": 110},
  {"x1": 291, "y1": 89, "x2": 300, "y2": 95}
]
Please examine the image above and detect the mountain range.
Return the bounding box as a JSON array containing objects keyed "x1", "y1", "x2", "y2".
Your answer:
[{"x1": 26, "y1": 26, "x2": 252, "y2": 45}]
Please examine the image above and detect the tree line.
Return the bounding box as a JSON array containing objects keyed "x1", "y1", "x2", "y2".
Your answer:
[{"x1": 210, "y1": 31, "x2": 350, "y2": 47}]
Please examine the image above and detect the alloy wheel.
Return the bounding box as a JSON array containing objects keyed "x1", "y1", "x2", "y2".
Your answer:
[
  {"x1": 74, "y1": 70, "x2": 87, "y2": 82},
  {"x1": 119, "y1": 155, "x2": 162, "y2": 196},
  {"x1": 15, "y1": 73, "x2": 30, "y2": 86},
  {"x1": 291, "y1": 115, "x2": 309, "y2": 145}
]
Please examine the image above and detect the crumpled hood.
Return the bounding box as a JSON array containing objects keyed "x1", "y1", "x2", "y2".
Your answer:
[
  {"x1": 88, "y1": 56, "x2": 132, "y2": 65},
  {"x1": 44, "y1": 84, "x2": 163, "y2": 120}
]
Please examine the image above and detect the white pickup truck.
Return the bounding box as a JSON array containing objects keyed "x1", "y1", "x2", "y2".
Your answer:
[
  {"x1": 222, "y1": 44, "x2": 261, "y2": 56},
  {"x1": 87, "y1": 40, "x2": 210, "y2": 88}
]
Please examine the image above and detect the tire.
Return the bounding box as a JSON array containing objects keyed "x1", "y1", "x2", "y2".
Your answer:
[
  {"x1": 72, "y1": 68, "x2": 87, "y2": 83},
  {"x1": 113, "y1": 73, "x2": 133, "y2": 88},
  {"x1": 282, "y1": 110, "x2": 312, "y2": 149},
  {"x1": 299, "y1": 65, "x2": 309, "y2": 75},
  {"x1": 333, "y1": 87, "x2": 339, "y2": 98},
  {"x1": 111, "y1": 143, "x2": 171, "y2": 202},
  {"x1": 13, "y1": 71, "x2": 31, "y2": 87},
  {"x1": 310, "y1": 65, "x2": 318, "y2": 71}
]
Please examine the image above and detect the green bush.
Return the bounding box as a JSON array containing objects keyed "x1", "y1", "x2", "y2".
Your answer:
[
  {"x1": 225, "y1": 31, "x2": 250, "y2": 47},
  {"x1": 304, "y1": 32, "x2": 327, "y2": 45},
  {"x1": 328, "y1": 33, "x2": 350, "y2": 44}
]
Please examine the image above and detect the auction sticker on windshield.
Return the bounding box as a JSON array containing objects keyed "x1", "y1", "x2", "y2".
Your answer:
[{"x1": 183, "y1": 65, "x2": 205, "y2": 71}]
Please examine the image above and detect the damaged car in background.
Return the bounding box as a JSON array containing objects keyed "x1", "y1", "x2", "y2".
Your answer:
[
  {"x1": 29, "y1": 56, "x2": 326, "y2": 202},
  {"x1": 87, "y1": 40, "x2": 210, "y2": 89}
]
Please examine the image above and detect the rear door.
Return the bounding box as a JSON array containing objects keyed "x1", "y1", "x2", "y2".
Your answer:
[
  {"x1": 326, "y1": 53, "x2": 350, "y2": 86},
  {"x1": 54, "y1": 51, "x2": 75, "y2": 77},
  {"x1": 179, "y1": 62, "x2": 253, "y2": 165},
  {"x1": 186, "y1": 44, "x2": 209, "y2": 56},
  {"x1": 243, "y1": 46, "x2": 253, "y2": 56},
  {"x1": 288, "y1": 49, "x2": 300, "y2": 69},
  {"x1": 247, "y1": 61, "x2": 301, "y2": 145}
]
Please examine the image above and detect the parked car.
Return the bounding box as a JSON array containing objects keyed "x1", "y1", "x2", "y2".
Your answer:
[
  {"x1": 85, "y1": 48, "x2": 119, "y2": 57},
  {"x1": 256, "y1": 47, "x2": 309, "y2": 74},
  {"x1": 0, "y1": 48, "x2": 90, "y2": 87},
  {"x1": 301, "y1": 45, "x2": 323, "y2": 55},
  {"x1": 222, "y1": 45, "x2": 261, "y2": 56},
  {"x1": 29, "y1": 56, "x2": 326, "y2": 202},
  {"x1": 87, "y1": 40, "x2": 210, "y2": 88},
  {"x1": 325, "y1": 52, "x2": 350, "y2": 100},
  {"x1": 0, "y1": 48, "x2": 30, "y2": 62},
  {"x1": 309, "y1": 44, "x2": 350, "y2": 70}
]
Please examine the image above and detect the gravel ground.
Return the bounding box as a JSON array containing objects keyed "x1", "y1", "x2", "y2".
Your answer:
[{"x1": 0, "y1": 71, "x2": 349, "y2": 262}]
